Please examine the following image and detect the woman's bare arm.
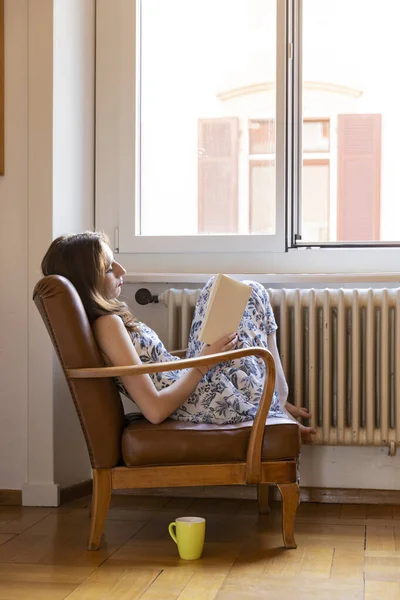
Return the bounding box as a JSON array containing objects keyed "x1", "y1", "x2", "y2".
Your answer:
[{"x1": 93, "y1": 315, "x2": 236, "y2": 424}]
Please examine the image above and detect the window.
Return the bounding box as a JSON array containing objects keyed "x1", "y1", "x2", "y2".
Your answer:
[
  {"x1": 96, "y1": 0, "x2": 285, "y2": 257},
  {"x1": 197, "y1": 118, "x2": 239, "y2": 235},
  {"x1": 248, "y1": 119, "x2": 275, "y2": 235},
  {"x1": 299, "y1": 0, "x2": 396, "y2": 246},
  {"x1": 303, "y1": 119, "x2": 330, "y2": 153},
  {"x1": 96, "y1": 0, "x2": 400, "y2": 273}
]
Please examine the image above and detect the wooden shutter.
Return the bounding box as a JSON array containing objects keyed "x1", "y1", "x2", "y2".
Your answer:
[
  {"x1": 337, "y1": 114, "x2": 381, "y2": 241},
  {"x1": 198, "y1": 118, "x2": 239, "y2": 233}
]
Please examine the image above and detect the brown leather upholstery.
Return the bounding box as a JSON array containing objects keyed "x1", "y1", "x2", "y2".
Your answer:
[
  {"x1": 122, "y1": 419, "x2": 301, "y2": 467},
  {"x1": 33, "y1": 275, "x2": 125, "y2": 469}
]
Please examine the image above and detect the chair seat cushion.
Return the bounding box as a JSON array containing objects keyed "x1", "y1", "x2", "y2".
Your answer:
[{"x1": 121, "y1": 418, "x2": 301, "y2": 467}]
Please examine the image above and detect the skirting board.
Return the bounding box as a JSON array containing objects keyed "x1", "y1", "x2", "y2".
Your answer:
[
  {"x1": 115, "y1": 485, "x2": 400, "y2": 505},
  {"x1": 0, "y1": 489, "x2": 22, "y2": 506},
  {"x1": 59, "y1": 479, "x2": 93, "y2": 505},
  {"x1": 0, "y1": 481, "x2": 92, "y2": 507},
  {"x1": 22, "y1": 483, "x2": 60, "y2": 507},
  {"x1": 3, "y1": 484, "x2": 400, "y2": 507}
]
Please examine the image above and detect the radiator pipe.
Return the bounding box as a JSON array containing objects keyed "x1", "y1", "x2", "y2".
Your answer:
[{"x1": 135, "y1": 288, "x2": 159, "y2": 305}]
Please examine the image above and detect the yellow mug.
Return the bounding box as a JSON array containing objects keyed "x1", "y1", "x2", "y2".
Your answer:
[{"x1": 168, "y1": 516, "x2": 206, "y2": 560}]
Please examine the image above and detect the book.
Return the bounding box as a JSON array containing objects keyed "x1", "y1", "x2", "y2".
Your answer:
[{"x1": 198, "y1": 274, "x2": 252, "y2": 345}]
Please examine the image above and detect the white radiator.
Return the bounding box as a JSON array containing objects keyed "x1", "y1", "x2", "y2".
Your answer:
[{"x1": 159, "y1": 287, "x2": 400, "y2": 452}]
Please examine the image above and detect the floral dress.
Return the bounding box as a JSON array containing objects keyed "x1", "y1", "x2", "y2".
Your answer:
[{"x1": 120, "y1": 278, "x2": 295, "y2": 427}]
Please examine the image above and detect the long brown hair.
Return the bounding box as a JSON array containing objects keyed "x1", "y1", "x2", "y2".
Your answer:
[{"x1": 41, "y1": 231, "x2": 138, "y2": 332}]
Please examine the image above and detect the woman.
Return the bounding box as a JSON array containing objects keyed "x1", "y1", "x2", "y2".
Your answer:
[{"x1": 41, "y1": 231, "x2": 315, "y2": 437}]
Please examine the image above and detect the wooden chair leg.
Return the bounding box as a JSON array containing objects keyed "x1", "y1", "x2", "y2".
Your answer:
[
  {"x1": 276, "y1": 482, "x2": 300, "y2": 549},
  {"x1": 88, "y1": 468, "x2": 112, "y2": 550},
  {"x1": 257, "y1": 483, "x2": 270, "y2": 514}
]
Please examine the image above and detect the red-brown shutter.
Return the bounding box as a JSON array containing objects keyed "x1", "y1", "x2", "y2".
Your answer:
[
  {"x1": 337, "y1": 114, "x2": 381, "y2": 241},
  {"x1": 198, "y1": 118, "x2": 239, "y2": 233}
]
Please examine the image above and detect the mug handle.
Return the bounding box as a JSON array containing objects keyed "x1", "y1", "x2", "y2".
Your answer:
[{"x1": 168, "y1": 522, "x2": 178, "y2": 544}]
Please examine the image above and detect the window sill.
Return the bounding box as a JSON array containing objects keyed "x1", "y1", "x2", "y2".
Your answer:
[{"x1": 123, "y1": 272, "x2": 400, "y2": 285}]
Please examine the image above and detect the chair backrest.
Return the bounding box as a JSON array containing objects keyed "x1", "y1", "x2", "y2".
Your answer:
[{"x1": 33, "y1": 275, "x2": 125, "y2": 469}]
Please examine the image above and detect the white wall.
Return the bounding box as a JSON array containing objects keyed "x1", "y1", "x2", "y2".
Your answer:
[
  {"x1": 52, "y1": 0, "x2": 95, "y2": 488},
  {"x1": 26, "y1": 0, "x2": 58, "y2": 506},
  {"x1": 0, "y1": 0, "x2": 29, "y2": 490},
  {"x1": 0, "y1": 0, "x2": 94, "y2": 503},
  {"x1": 25, "y1": 0, "x2": 95, "y2": 505}
]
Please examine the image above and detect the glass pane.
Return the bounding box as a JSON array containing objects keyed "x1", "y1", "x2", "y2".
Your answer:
[
  {"x1": 140, "y1": 0, "x2": 277, "y2": 236},
  {"x1": 249, "y1": 119, "x2": 275, "y2": 154},
  {"x1": 301, "y1": 0, "x2": 400, "y2": 243},
  {"x1": 249, "y1": 161, "x2": 276, "y2": 233},
  {"x1": 303, "y1": 120, "x2": 330, "y2": 152},
  {"x1": 302, "y1": 161, "x2": 330, "y2": 242}
]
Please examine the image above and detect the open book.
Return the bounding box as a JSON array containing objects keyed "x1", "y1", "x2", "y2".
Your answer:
[{"x1": 199, "y1": 274, "x2": 252, "y2": 345}]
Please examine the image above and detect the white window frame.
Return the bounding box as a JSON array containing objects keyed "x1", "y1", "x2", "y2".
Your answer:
[
  {"x1": 96, "y1": 0, "x2": 400, "y2": 276},
  {"x1": 96, "y1": 0, "x2": 288, "y2": 259}
]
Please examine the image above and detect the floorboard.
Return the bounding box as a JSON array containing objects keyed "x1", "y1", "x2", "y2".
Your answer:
[{"x1": 0, "y1": 494, "x2": 399, "y2": 599}]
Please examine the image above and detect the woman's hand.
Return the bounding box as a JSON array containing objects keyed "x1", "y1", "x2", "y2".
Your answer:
[
  {"x1": 197, "y1": 332, "x2": 238, "y2": 374},
  {"x1": 285, "y1": 403, "x2": 311, "y2": 420},
  {"x1": 285, "y1": 402, "x2": 316, "y2": 441}
]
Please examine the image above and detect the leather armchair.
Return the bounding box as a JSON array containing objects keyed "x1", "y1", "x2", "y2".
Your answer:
[{"x1": 33, "y1": 275, "x2": 301, "y2": 550}]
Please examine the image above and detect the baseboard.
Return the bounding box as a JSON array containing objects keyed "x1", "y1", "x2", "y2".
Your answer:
[
  {"x1": 114, "y1": 485, "x2": 400, "y2": 505},
  {"x1": 0, "y1": 480, "x2": 92, "y2": 508},
  {"x1": 0, "y1": 489, "x2": 22, "y2": 506},
  {"x1": 9, "y1": 482, "x2": 400, "y2": 507},
  {"x1": 22, "y1": 482, "x2": 60, "y2": 507},
  {"x1": 59, "y1": 479, "x2": 93, "y2": 505},
  {"x1": 296, "y1": 486, "x2": 400, "y2": 505}
]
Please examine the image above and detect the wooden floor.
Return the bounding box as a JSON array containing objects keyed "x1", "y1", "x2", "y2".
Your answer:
[{"x1": 0, "y1": 495, "x2": 400, "y2": 599}]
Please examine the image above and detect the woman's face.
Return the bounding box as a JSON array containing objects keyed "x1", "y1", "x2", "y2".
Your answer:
[{"x1": 101, "y1": 242, "x2": 126, "y2": 300}]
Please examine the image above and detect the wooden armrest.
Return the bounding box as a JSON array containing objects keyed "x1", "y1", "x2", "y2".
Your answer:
[{"x1": 66, "y1": 346, "x2": 276, "y2": 484}]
